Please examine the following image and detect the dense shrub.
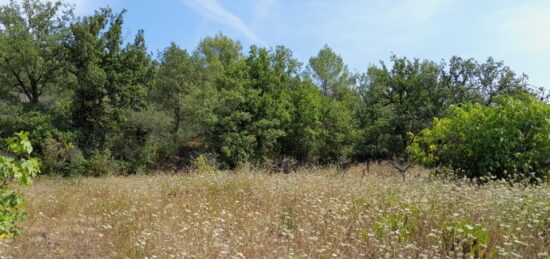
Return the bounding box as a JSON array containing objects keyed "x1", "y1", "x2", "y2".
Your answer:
[
  {"x1": 41, "y1": 137, "x2": 82, "y2": 176},
  {"x1": 0, "y1": 103, "x2": 76, "y2": 154},
  {"x1": 110, "y1": 121, "x2": 156, "y2": 174},
  {"x1": 192, "y1": 154, "x2": 217, "y2": 173},
  {"x1": 0, "y1": 105, "x2": 55, "y2": 149},
  {"x1": 76, "y1": 150, "x2": 119, "y2": 177},
  {"x1": 408, "y1": 94, "x2": 550, "y2": 181}
]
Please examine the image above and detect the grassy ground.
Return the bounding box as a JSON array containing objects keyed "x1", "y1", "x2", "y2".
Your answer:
[{"x1": 1, "y1": 164, "x2": 549, "y2": 258}]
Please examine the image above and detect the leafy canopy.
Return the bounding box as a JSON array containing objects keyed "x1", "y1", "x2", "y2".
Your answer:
[
  {"x1": 408, "y1": 94, "x2": 550, "y2": 181},
  {"x1": 0, "y1": 0, "x2": 72, "y2": 104}
]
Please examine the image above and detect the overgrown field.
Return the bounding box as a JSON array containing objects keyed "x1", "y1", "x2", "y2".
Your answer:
[{"x1": 1, "y1": 165, "x2": 549, "y2": 258}]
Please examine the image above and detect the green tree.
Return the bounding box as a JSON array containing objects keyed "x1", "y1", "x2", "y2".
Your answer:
[
  {"x1": 156, "y1": 43, "x2": 198, "y2": 134},
  {"x1": 244, "y1": 46, "x2": 297, "y2": 162},
  {"x1": 153, "y1": 41, "x2": 218, "y2": 166},
  {"x1": 0, "y1": 0, "x2": 72, "y2": 104},
  {"x1": 68, "y1": 8, "x2": 154, "y2": 152},
  {"x1": 307, "y1": 44, "x2": 352, "y2": 98},
  {"x1": 477, "y1": 57, "x2": 529, "y2": 104},
  {"x1": 442, "y1": 56, "x2": 482, "y2": 103},
  {"x1": 279, "y1": 80, "x2": 323, "y2": 162},
  {"x1": 207, "y1": 57, "x2": 250, "y2": 167},
  {"x1": 306, "y1": 45, "x2": 360, "y2": 162},
  {"x1": 193, "y1": 32, "x2": 242, "y2": 75},
  {"x1": 208, "y1": 45, "x2": 296, "y2": 167},
  {"x1": 0, "y1": 131, "x2": 40, "y2": 238},
  {"x1": 318, "y1": 96, "x2": 360, "y2": 163},
  {"x1": 442, "y1": 56, "x2": 536, "y2": 104},
  {"x1": 408, "y1": 94, "x2": 550, "y2": 181},
  {"x1": 358, "y1": 56, "x2": 458, "y2": 159}
]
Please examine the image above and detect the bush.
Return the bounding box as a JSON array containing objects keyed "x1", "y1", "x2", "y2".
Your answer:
[
  {"x1": 192, "y1": 154, "x2": 217, "y2": 173},
  {"x1": 41, "y1": 137, "x2": 82, "y2": 176},
  {"x1": 0, "y1": 132, "x2": 40, "y2": 238},
  {"x1": 79, "y1": 150, "x2": 119, "y2": 177},
  {"x1": 0, "y1": 105, "x2": 55, "y2": 150},
  {"x1": 108, "y1": 110, "x2": 163, "y2": 174},
  {"x1": 408, "y1": 94, "x2": 550, "y2": 182},
  {"x1": 58, "y1": 149, "x2": 119, "y2": 177},
  {"x1": 0, "y1": 103, "x2": 77, "y2": 156}
]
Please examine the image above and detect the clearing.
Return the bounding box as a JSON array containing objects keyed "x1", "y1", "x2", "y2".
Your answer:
[{"x1": 1, "y1": 165, "x2": 549, "y2": 258}]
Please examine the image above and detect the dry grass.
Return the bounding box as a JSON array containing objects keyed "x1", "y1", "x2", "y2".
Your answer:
[{"x1": 0, "y1": 164, "x2": 549, "y2": 258}]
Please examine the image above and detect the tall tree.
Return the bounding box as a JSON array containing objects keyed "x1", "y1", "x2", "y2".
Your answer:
[
  {"x1": 307, "y1": 45, "x2": 360, "y2": 162},
  {"x1": 358, "y1": 56, "x2": 450, "y2": 158},
  {"x1": 308, "y1": 44, "x2": 352, "y2": 98},
  {"x1": 318, "y1": 96, "x2": 360, "y2": 163},
  {"x1": 156, "y1": 43, "x2": 195, "y2": 134},
  {"x1": 443, "y1": 56, "x2": 480, "y2": 103},
  {"x1": 477, "y1": 57, "x2": 529, "y2": 104},
  {"x1": 279, "y1": 80, "x2": 323, "y2": 161},
  {"x1": 68, "y1": 8, "x2": 154, "y2": 152},
  {"x1": 442, "y1": 56, "x2": 533, "y2": 104},
  {"x1": 206, "y1": 44, "x2": 306, "y2": 167},
  {"x1": 155, "y1": 42, "x2": 217, "y2": 141},
  {"x1": 0, "y1": 0, "x2": 72, "y2": 104},
  {"x1": 193, "y1": 32, "x2": 242, "y2": 75}
]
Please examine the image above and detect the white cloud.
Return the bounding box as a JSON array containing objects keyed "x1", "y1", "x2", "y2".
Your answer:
[
  {"x1": 252, "y1": 0, "x2": 276, "y2": 26},
  {"x1": 181, "y1": 0, "x2": 264, "y2": 44},
  {"x1": 390, "y1": 0, "x2": 448, "y2": 25},
  {"x1": 283, "y1": 0, "x2": 452, "y2": 54}
]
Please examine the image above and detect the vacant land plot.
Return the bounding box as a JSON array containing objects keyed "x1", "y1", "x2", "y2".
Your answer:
[{"x1": 1, "y1": 166, "x2": 549, "y2": 258}]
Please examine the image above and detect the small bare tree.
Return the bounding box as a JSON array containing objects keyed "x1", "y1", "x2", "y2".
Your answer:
[
  {"x1": 268, "y1": 157, "x2": 298, "y2": 175},
  {"x1": 362, "y1": 161, "x2": 369, "y2": 177},
  {"x1": 361, "y1": 159, "x2": 382, "y2": 177},
  {"x1": 389, "y1": 155, "x2": 411, "y2": 181},
  {"x1": 337, "y1": 160, "x2": 352, "y2": 173}
]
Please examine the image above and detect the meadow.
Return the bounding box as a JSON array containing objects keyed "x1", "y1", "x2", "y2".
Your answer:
[{"x1": 1, "y1": 164, "x2": 548, "y2": 258}]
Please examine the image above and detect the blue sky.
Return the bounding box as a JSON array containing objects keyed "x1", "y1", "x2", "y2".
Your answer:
[{"x1": 9, "y1": 0, "x2": 550, "y2": 88}]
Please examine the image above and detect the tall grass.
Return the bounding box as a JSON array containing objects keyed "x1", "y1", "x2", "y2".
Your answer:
[{"x1": 1, "y1": 165, "x2": 548, "y2": 258}]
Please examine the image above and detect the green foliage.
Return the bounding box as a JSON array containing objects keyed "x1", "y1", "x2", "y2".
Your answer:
[
  {"x1": 0, "y1": 131, "x2": 40, "y2": 238},
  {"x1": 193, "y1": 32, "x2": 243, "y2": 71},
  {"x1": 308, "y1": 44, "x2": 352, "y2": 98},
  {"x1": 357, "y1": 56, "x2": 458, "y2": 158},
  {"x1": 408, "y1": 94, "x2": 550, "y2": 181},
  {"x1": 280, "y1": 206, "x2": 295, "y2": 230},
  {"x1": 207, "y1": 45, "x2": 302, "y2": 167},
  {"x1": 110, "y1": 117, "x2": 156, "y2": 174},
  {"x1": 440, "y1": 220, "x2": 490, "y2": 257},
  {"x1": 279, "y1": 81, "x2": 323, "y2": 161},
  {"x1": 192, "y1": 154, "x2": 216, "y2": 174},
  {"x1": 73, "y1": 150, "x2": 118, "y2": 177},
  {"x1": 2, "y1": 109, "x2": 76, "y2": 151},
  {"x1": 1, "y1": 0, "x2": 547, "y2": 174},
  {"x1": 306, "y1": 45, "x2": 360, "y2": 162},
  {"x1": 0, "y1": 0, "x2": 72, "y2": 104},
  {"x1": 155, "y1": 42, "x2": 217, "y2": 138},
  {"x1": 318, "y1": 97, "x2": 360, "y2": 162},
  {"x1": 357, "y1": 55, "x2": 540, "y2": 160},
  {"x1": 69, "y1": 8, "x2": 154, "y2": 152},
  {"x1": 371, "y1": 206, "x2": 419, "y2": 242},
  {"x1": 41, "y1": 137, "x2": 81, "y2": 176}
]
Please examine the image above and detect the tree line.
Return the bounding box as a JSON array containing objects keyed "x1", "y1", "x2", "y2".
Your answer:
[{"x1": 0, "y1": 0, "x2": 548, "y2": 176}]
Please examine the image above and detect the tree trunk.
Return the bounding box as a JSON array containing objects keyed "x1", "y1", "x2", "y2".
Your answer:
[
  {"x1": 29, "y1": 94, "x2": 39, "y2": 104},
  {"x1": 173, "y1": 107, "x2": 181, "y2": 134},
  {"x1": 27, "y1": 80, "x2": 40, "y2": 104}
]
